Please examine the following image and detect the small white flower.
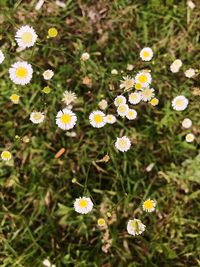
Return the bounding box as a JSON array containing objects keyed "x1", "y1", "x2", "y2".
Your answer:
[
  {"x1": 66, "y1": 131, "x2": 77, "y2": 137},
  {"x1": 115, "y1": 136, "x2": 131, "y2": 152},
  {"x1": 89, "y1": 110, "x2": 106, "y2": 128},
  {"x1": 98, "y1": 99, "x2": 108, "y2": 110},
  {"x1": 30, "y1": 111, "x2": 45, "y2": 124},
  {"x1": 140, "y1": 47, "x2": 153, "y2": 61},
  {"x1": 182, "y1": 118, "x2": 192, "y2": 129},
  {"x1": 172, "y1": 95, "x2": 189, "y2": 111},
  {"x1": 80, "y1": 52, "x2": 90, "y2": 61},
  {"x1": 126, "y1": 109, "x2": 137, "y2": 120},
  {"x1": 0, "y1": 50, "x2": 5, "y2": 64},
  {"x1": 142, "y1": 199, "x2": 156, "y2": 212},
  {"x1": 15, "y1": 25, "x2": 37, "y2": 48},
  {"x1": 127, "y1": 64, "x2": 134, "y2": 71},
  {"x1": 56, "y1": 108, "x2": 77, "y2": 130},
  {"x1": 135, "y1": 71, "x2": 152, "y2": 88},
  {"x1": 128, "y1": 92, "x2": 141, "y2": 105},
  {"x1": 9, "y1": 61, "x2": 33, "y2": 85},
  {"x1": 127, "y1": 219, "x2": 146, "y2": 236},
  {"x1": 170, "y1": 59, "x2": 182, "y2": 73},
  {"x1": 117, "y1": 104, "x2": 129, "y2": 117},
  {"x1": 62, "y1": 90, "x2": 77, "y2": 106},
  {"x1": 114, "y1": 95, "x2": 126, "y2": 107},
  {"x1": 105, "y1": 114, "x2": 116, "y2": 124},
  {"x1": 184, "y1": 68, "x2": 195, "y2": 78},
  {"x1": 111, "y1": 69, "x2": 118, "y2": 75},
  {"x1": 120, "y1": 76, "x2": 135, "y2": 91},
  {"x1": 141, "y1": 88, "x2": 155, "y2": 102},
  {"x1": 42, "y1": 259, "x2": 56, "y2": 267},
  {"x1": 74, "y1": 197, "x2": 93, "y2": 214},
  {"x1": 187, "y1": 0, "x2": 195, "y2": 9},
  {"x1": 43, "y1": 69, "x2": 54, "y2": 80},
  {"x1": 10, "y1": 94, "x2": 20, "y2": 104},
  {"x1": 1, "y1": 150, "x2": 12, "y2": 161},
  {"x1": 185, "y1": 133, "x2": 195, "y2": 143}
]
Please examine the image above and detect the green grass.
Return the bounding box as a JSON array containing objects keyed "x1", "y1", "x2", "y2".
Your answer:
[{"x1": 0, "y1": 0, "x2": 200, "y2": 266}]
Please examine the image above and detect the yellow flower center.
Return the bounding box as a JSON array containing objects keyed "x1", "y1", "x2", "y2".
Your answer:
[
  {"x1": 116, "y1": 98, "x2": 123, "y2": 105},
  {"x1": 11, "y1": 94, "x2": 19, "y2": 101},
  {"x1": 138, "y1": 74, "x2": 148, "y2": 83},
  {"x1": 124, "y1": 79, "x2": 134, "y2": 88},
  {"x1": 119, "y1": 139, "x2": 126, "y2": 148},
  {"x1": 142, "y1": 89, "x2": 151, "y2": 98},
  {"x1": 118, "y1": 105, "x2": 127, "y2": 113},
  {"x1": 150, "y1": 98, "x2": 159, "y2": 106},
  {"x1": 130, "y1": 94, "x2": 137, "y2": 101},
  {"x1": 2, "y1": 151, "x2": 11, "y2": 159},
  {"x1": 97, "y1": 218, "x2": 106, "y2": 226},
  {"x1": 48, "y1": 27, "x2": 58, "y2": 37},
  {"x1": 60, "y1": 114, "x2": 72, "y2": 124},
  {"x1": 33, "y1": 113, "x2": 42, "y2": 120},
  {"x1": 130, "y1": 220, "x2": 140, "y2": 232},
  {"x1": 21, "y1": 32, "x2": 33, "y2": 43},
  {"x1": 142, "y1": 51, "x2": 150, "y2": 58},
  {"x1": 94, "y1": 114, "x2": 103, "y2": 123},
  {"x1": 128, "y1": 110, "x2": 134, "y2": 117},
  {"x1": 78, "y1": 199, "x2": 88, "y2": 208},
  {"x1": 175, "y1": 99, "x2": 183, "y2": 107},
  {"x1": 15, "y1": 67, "x2": 28, "y2": 78},
  {"x1": 135, "y1": 83, "x2": 142, "y2": 90},
  {"x1": 143, "y1": 199, "x2": 154, "y2": 209}
]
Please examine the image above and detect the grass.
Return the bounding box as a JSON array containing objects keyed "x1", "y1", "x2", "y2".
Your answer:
[{"x1": 0, "y1": 0, "x2": 200, "y2": 266}]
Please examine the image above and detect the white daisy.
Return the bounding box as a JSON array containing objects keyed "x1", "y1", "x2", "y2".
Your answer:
[
  {"x1": 80, "y1": 52, "x2": 90, "y2": 61},
  {"x1": 184, "y1": 68, "x2": 195, "y2": 78},
  {"x1": 30, "y1": 111, "x2": 45, "y2": 124},
  {"x1": 172, "y1": 95, "x2": 189, "y2": 111},
  {"x1": 126, "y1": 109, "x2": 137, "y2": 120},
  {"x1": 182, "y1": 118, "x2": 192, "y2": 129},
  {"x1": 127, "y1": 219, "x2": 146, "y2": 236},
  {"x1": 185, "y1": 133, "x2": 195, "y2": 143},
  {"x1": 170, "y1": 64, "x2": 180, "y2": 73},
  {"x1": 15, "y1": 25, "x2": 37, "y2": 48},
  {"x1": 117, "y1": 104, "x2": 129, "y2": 117},
  {"x1": 62, "y1": 90, "x2": 77, "y2": 105},
  {"x1": 170, "y1": 59, "x2": 182, "y2": 73},
  {"x1": 89, "y1": 110, "x2": 106, "y2": 128},
  {"x1": 128, "y1": 92, "x2": 141, "y2": 105},
  {"x1": 42, "y1": 259, "x2": 56, "y2": 267},
  {"x1": 0, "y1": 50, "x2": 5, "y2": 64},
  {"x1": 74, "y1": 197, "x2": 93, "y2": 214},
  {"x1": 105, "y1": 114, "x2": 116, "y2": 124},
  {"x1": 10, "y1": 94, "x2": 20, "y2": 104},
  {"x1": 141, "y1": 88, "x2": 155, "y2": 102},
  {"x1": 43, "y1": 69, "x2": 54, "y2": 80},
  {"x1": 9, "y1": 61, "x2": 33, "y2": 85},
  {"x1": 135, "y1": 71, "x2": 152, "y2": 88},
  {"x1": 120, "y1": 76, "x2": 135, "y2": 91},
  {"x1": 1, "y1": 150, "x2": 12, "y2": 161},
  {"x1": 142, "y1": 198, "x2": 156, "y2": 212},
  {"x1": 114, "y1": 95, "x2": 126, "y2": 107},
  {"x1": 98, "y1": 99, "x2": 108, "y2": 110},
  {"x1": 111, "y1": 69, "x2": 118, "y2": 75},
  {"x1": 140, "y1": 47, "x2": 153, "y2": 61},
  {"x1": 115, "y1": 136, "x2": 131, "y2": 152},
  {"x1": 56, "y1": 108, "x2": 77, "y2": 130}
]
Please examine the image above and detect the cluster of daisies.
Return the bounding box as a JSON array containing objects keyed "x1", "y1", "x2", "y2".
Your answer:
[
  {"x1": 74, "y1": 196, "x2": 156, "y2": 236},
  {"x1": 89, "y1": 47, "x2": 159, "y2": 152}
]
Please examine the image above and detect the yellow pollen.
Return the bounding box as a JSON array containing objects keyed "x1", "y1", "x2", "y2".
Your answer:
[
  {"x1": 21, "y1": 32, "x2": 33, "y2": 43},
  {"x1": 33, "y1": 113, "x2": 42, "y2": 120},
  {"x1": 94, "y1": 114, "x2": 103, "y2": 123},
  {"x1": 143, "y1": 199, "x2": 154, "y2": 209},
  {"x1": 15, "y1": 67, "x2": 28, "y2": 78},
  {"x1": 48, "y1": 27, "x2": 58, "y2": 38},
  {"x1": 60, "y1": 114, "x2": 71, "y2": 124},
  {"x1": 97, "y1": 218, "x2": 106, "y2": 226},
  {"x1": 138, "y1": 74, "x2": 148, "y2": 83},
  {"x1": 130, "y1": 94, "x2": 137, "y2": 100},
  {"x1": 78, "y1": 199, "x2": 88, "y2": 208},
  {"x1": 2, "y1": 151, "x2": 11, "y2": 159},
  {"x1": 143, "y1": 51, "x2": 150, "y2": 58},
  {"x1": 176, "y1": 99, "x2": 183, "y2": 107},
  {"x1": 11, "y1": 94, "x2": 19, "y2": 101},
  {"x1": 150, "y1": 98, "x2": 159, "y2": 106},
  {"x1": 135, "y1": 83, "x2": 142, "y2": 90},
  {"x1": 119, "y1": 139, "x2": 126, "y2": 148},
  {"x1": 118, "y1": 105, "x2": 126, "y2": 113}
]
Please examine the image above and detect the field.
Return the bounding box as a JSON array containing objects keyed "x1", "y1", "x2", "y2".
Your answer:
[{"x1": 0, "y1": 0, "x2": 200, "y2": 266}]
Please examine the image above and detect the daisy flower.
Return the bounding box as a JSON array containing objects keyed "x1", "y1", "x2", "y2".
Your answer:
[
  {"x1": 120, "y1": 76, "x2": 135, "y2": 91},
  {"x1": 184, "y1": 68, "x2": 195, "y2": 78},
  {"x1": 48, "y1": 27, "x2": 58, "y2": 38},
  {"x1": 62, "y1": 90, "x2": 77, "y2": 106},
  {"x1": 43, "y1": 259, "x2": 56, "y2": 267},
  {"x1": 89, "y1": 110, "x2": 106, "y2": 128},
  {"x1": 128, "y1": 92, "x2": 141, "y2": 105},
  {"x1": 105, "y1": 114, "x2": 116, "y2": 124},
  {"x1": 56, "y1": 108, "x2": 77, "y2": 130},
  {"x1": 172, "y1": 95, "x2": 189, "y2": 111},
  {"x1": 15, "y1": 25, "x2": 37, "y2": 48},
  {"x1": 10, "y1": 94, "x2": 20, "y2": 104},
  {"x1": 150, "y1": 97, "x2": 159, "y2": 106},
  {"x1": 43, "y1": 69, "x2": 54, "y2": 80},
  {"x1": 97, "y1": 218, "x2": 106, "y2": 227},
  {"x1": 80, "y1": 52, "x2": 90, "y2": 61},
  {"x1": 141, "y1": 88, "x2": 155, "y2": 102},
  {"x1": 9, "y1": 61, "x2": 33, "y2": 85},
  {"x1": 140, "y1": 47, "x2": 153, "y2": 61},
  {"x1": 115, "y1": 136, "x2": 131, "y2": 152},
  {"x1": 74, "y1": 197, "x2": 93, "y2": 214},
  {"x1": 0, "y1": 50, "x2": 5, "y2": 64},
  {"x1": 111, "y1": 69, "x2": 118, "y2": 75},
  {"x1": 126, "y1": 109, "x2": 137, "y2": 120},
  {"x1": 30, "y1": 111, "x2": 45, "y2": 124},
  {"x1": 142, "y1": 198, "x2": 156, "y2": 212},
  {"x1": 127, "y1": 219, "x2": 146, "y2": 236},
  {"x1": 114, "y1": 95, "x2": 126, "y2": 107},
  {"x1": 98, "y1": 99, "x2": 108, "y2": 110},
  {"x1": 170, "y1": 59, "x2": 182, "y2": 73},
  {"x1": 185, "y1": 133, "x2": 195, "y2": 143},
  {"x1": 135, "y1": 71, "x2": 152, "y2": 88},
  {"x1": 182, "y1": 118, "x2": 192, "y2": 129},
  {"x1": 1, "y1": 150, "x2": 12, "y2": 161},
  {"x1": 127, "y1": 64, "x2": 134, "y2": 71},
  {"x1": 117, "y1": 104, "x2": 129, "y2": 117}
]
